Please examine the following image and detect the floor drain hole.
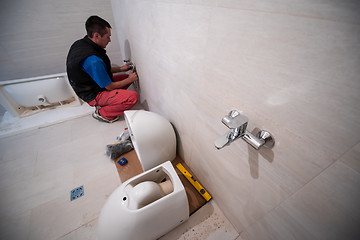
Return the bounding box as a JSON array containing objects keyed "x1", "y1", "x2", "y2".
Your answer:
[{"x1": 70, "y1": 186, "x2": 84, "y2": 201}]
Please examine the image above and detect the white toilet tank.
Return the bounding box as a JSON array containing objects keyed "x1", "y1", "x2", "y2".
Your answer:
[{"x1": 124, "y1": 110, "x2": 176, "y2": 171}]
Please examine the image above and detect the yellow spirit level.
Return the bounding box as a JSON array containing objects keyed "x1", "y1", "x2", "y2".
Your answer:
[{"x1": 176, "y1": 163, "x2": 212, "y2": 201}]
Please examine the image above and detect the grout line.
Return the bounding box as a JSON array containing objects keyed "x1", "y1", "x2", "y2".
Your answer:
[
  {"x1": 56, "y1": 217, "x2": 99, "y2": 240},
  {"x1": 239, "y1": 142, "x2": 359, "y2": 235}
]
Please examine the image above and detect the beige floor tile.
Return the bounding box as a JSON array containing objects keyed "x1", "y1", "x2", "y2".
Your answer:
[
  {"x1": 0, "y1": 111, "x2": 238, "y2": 240},
  {"x1": 0, "y1": 114, "x2": 122, "y2": 239},
  {"x1": 58, "y1": 218, "x2": 98, "y2": 240},
  {"x1": 28, "y1": 170, "x2": 119, "y2": 240},
  {"x1": 160, "y1": 200, "x2": 239, "y2": 240}
]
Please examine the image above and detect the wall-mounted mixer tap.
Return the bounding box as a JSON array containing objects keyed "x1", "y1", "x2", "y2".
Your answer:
[{"x1": 214, "y1": 110, "x2": 275, "y2": 150}]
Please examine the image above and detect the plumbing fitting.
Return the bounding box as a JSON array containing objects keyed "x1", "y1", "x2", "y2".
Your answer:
[
  {"x1": 124, "y1": 59, "x2": 135, "y2": 71},
  {"x1": 214, "y1": 110, "x2": 275, "y2": 150},
  {"x1": 124, "y1": 59, "x2": 139, "y2": 90}
]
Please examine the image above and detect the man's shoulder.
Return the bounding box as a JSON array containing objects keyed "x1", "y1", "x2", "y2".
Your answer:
[
  {"x1": 68, "y1": 38, "x2": 97, "y2": 59},
  {"x1": 82, "y1": 55, "x2": 104, "y2": 66},
  {"x1": 67, "y1": 38, "x2": 96, "y2": 66},
  {"x1": 70, "y1": 37, "x2": 91, "y2": 49}
]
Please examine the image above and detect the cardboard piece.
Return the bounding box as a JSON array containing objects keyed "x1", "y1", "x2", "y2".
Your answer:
[
  {"x1": 114, "y1": 150, "x2": 143, "y2": 183},
  {"x1": 114, "y1": 150, "x2": 208, "y2": 215}
]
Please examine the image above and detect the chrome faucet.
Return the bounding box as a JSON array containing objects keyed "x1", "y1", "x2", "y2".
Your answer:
[
  {"x1": 215, "y1": 110, "x2": 248, "y2": 149},
  {"x1": 215, "y1": 110, "x2": 275, "y2": 150}
]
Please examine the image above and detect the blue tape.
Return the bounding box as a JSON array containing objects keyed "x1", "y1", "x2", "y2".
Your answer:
[{"x1": 117, "y1": 157, "x2": 128, "y2": 166}]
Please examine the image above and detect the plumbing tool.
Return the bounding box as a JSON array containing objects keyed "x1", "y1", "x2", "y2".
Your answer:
[
  {"x1": 176, "y1": 163, "x2": 212, "y2": 201},
  {"x1": 106, "y1": 129, "x2": 134, "y2": 160},
  {"x1": 130, "y1": 64, "x2": 139, "y2": 90},
  {"x1": 124, "y1": 59, "x2": 139, "y2": 90}
]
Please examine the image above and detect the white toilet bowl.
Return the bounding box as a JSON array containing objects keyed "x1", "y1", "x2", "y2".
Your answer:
[
  {"x1": 97, "y1": 161, "x2": 189, "y2": 240},
  {"x1": 98, "y1": 110, "x2": 189, "y2": 240}
]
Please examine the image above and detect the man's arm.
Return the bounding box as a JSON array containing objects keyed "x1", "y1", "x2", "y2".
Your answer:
[
  {"x1": 81, "y1": 55, "x2": 112, "y2": 88},
  {"x1": 105, "y1": 70, "x2": 138, "y2": 91},
  {"x1": 111, "y1": 62, "x2": 132, "y2": 73},
  {"x1": 81, "y1": 56, "x2": 137, "y2": 91}
]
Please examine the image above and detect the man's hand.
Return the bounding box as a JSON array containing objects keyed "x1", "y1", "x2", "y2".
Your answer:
[
  {"x1": 105, "y1": 70, "x2": 138, "y2": 91},
  {"x1": 120, "y1": 62, "x2": 133, "y2": 72},
  {"x1": 128, "y1": 70, "x2": 138, "y2": 83},
  {"x1": 111, "y1": 62, "x2": 133, "y2": 73}
]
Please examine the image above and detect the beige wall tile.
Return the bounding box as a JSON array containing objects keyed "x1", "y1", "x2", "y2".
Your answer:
[
  {"x1": 111, "y1": 0, "x2": 360, "y2": 237},
  {"x1": 241, "y1": 161, "x2": 360, "y2": 239},
  {"x1": 0, "y1": 0, "x2": 121, "y2": 81},
  {"x1": 340, "y1": 143, "x2": 360, "y2": 174}
]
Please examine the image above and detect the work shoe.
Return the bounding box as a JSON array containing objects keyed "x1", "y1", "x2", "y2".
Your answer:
[{"x1": 92, "y1": 109, "x2": 120, "y2": 123}]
